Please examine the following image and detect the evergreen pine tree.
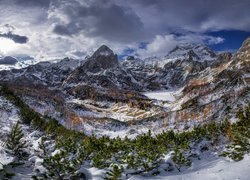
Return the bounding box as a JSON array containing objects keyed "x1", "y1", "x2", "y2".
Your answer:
[
  {"x1": 6, "y1": 121, "x2": 26, "y2": 158},
  {"x1": 38, "y1": 137, "x2": 48, "y2": 157},
  {"x1": 104, "y1": 164, "x2": 123, "y2": 180},
  {"x1": 172, "y1": 147, "x2": 191, "y2": 172},
  {"x1": 37, "y1": 138, "x2": 86, "y2": 180}
]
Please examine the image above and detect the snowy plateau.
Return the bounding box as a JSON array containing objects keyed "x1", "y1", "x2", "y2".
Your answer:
[{"x1": 0, "y1": 38, "x2": 250, "y2": 180}]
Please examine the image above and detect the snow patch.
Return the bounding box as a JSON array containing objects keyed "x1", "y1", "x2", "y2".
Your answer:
[{"x1": 144, "y1": 88, "x2": 183, "y2": 102}]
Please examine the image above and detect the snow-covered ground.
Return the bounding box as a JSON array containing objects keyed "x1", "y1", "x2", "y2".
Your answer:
[
  {"x1": 143, "y1": 88, "x2": 183, "y2": 102},
  {"x1": 81, "y1": 151, "x2": 250, "y2": 180},
  {"x1": 0, "y1": 145, "x2": 14, "y2": 170},
  {"x1": 143, "y1": 88, "x2": 183, "y2": 103},
  {"x1": 1, "y1": 95, "x2": 250, "y2": 180},
  {"x1": 0, "y1": 95, "x2": 45, "y2": 178},
  {"x1": 144, "y1": 91, "x2": 176, "y2": 102},
  {"x1": 130, "y1": 154, "x2": 250, "y2": 180}
]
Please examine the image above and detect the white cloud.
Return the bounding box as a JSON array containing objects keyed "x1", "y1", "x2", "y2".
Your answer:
[
  {"x1": 136, "y1": 35, "x2": 178, "y2": 58},
  {"x1": 175, "y1": 34, "x2": 224, "y2": 45}
]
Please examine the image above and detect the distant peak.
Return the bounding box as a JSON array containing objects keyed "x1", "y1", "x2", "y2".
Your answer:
[
  {"x1": 99, "y1": 44, "x2": 112, "y2": 50},
  {"x1": 0, "y1": 56, "x2": 18, "y2": 65},
  {"x1": 166, "y1": 42, "x2": 216, "y2": 61},
  {"x1": 92, "y1": 45, "x2": 114, "y2": 57},
  {"x1": 126, "y1": 56, "x2": 135, "y2": 61},
  {"x1": 77, "y1": 44, "x2": 118, "y2": 73}
]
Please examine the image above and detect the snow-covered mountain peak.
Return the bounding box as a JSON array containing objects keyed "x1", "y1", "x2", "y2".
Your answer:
[
  {"x1": 122, "y1": 56, "x2": 144, "y2": 69},
  {"x1": 63, "y1": 45, "x2": 120, "y2": 85},
  {"x1": 77, "y1": 45, "x2": 119, "y2": 73},
  {"x1": 138, "y1": 43, "x2": 218, "y2": 68},
  {"x1": 165, "y1": 43, "x2": 217, "y2": 61},
  {"x1": 229, "y1": 36, "x2": 250, "y2": 75},
  {"x1": 50, "y1": 57, "x2": 82, "y2": 70},
  {"x1": 92, "y1": 45, "x2": 114, "y2": 57},
  {"x1": 123, "y1": 56, "x2": 143, "y2": 63},
  {"x1": 126, "y1": 56, "x2": 136, "y2": 61}
]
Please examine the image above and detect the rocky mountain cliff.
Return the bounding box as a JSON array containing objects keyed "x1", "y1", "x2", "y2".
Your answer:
[
  {"x1": 166, "y1": 43, "x2": 217, "y2": 61},
  {"x1": 122, "y1": 43, "x2": 230, "y2": 90},
  {"x1": 64, "y1": 45, "x2": 140, "y2": 90}
]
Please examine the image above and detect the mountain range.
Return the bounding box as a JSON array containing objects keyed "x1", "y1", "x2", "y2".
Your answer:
[{"x1": 0, "y1": 37, "x2": 249, "y2": 137}]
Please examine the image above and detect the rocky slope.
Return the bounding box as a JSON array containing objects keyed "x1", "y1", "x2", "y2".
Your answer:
[
  {"x1": 173, "y1": 37, "x2": 250, "y2": 126},
  {"x1": 122, "y1": 43, "x2": 229, "y2": 90},
  {"x1": 65, "y1": 45, "x2": 141, "y2": 91}
]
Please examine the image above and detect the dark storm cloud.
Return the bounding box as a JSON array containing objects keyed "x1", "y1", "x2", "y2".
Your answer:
[
  {"x1": 15, "y1": 0, "x2": 50, "y2": 7},
  {"x1": 0, "y1": 0, "x2": 249, "y2": 58},
  {"x1": 51, "y1": 0, "x2": 145, "y2": 43},
  {"x1": 0, "y1": 32, "x2": 29, "y2": 44},
  {"x1": 126, "y1": 0, "x2": 250, "y2": 32},
  {"x1": 0, "y1": 0, "x2": 51, "y2": 25},
  {"x1": 53, "y1": 25, "x2": 72, "y2": 36},
  {"x1": 49, "y1": 0, "x2": 250, "y2": 44},
  {"x1": 0, "y1": 0, "x2": 51, "y2": 7}
]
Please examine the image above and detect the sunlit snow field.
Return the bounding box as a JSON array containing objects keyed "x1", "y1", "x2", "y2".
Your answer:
[{"x1": 143, "y1": 88, "x2": 183, "y2": 102}]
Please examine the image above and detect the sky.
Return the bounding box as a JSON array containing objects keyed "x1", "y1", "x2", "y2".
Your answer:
[{"x1": 0, "y1": 0, "x2": 249, "y2": 61}]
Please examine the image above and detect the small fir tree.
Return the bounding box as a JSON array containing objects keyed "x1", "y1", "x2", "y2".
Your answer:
[
  {"x1": 6, "y1": 121, "x2": 26, "y2": 158},
  {"x1": 172, "y1": 148, "x2": 191, "y2": 172},
  {"x1": 37, "y1": 138, "x2": 86, "y2": 180},
  {"x1": 104, "y1": 164, "x2": 123, "y2": 180}
]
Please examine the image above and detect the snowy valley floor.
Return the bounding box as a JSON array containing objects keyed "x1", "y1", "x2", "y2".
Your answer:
[
  {"x1": 82, "y1": 152, "x2": 250, "y2": 180},
  {"x1": 129, "y1": 154, "x2": 250, "y2": 180}
]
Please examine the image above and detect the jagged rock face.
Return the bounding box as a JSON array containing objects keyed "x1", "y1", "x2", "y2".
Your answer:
[
  {"x1": 0, "y1": 56, "x2": 18, "y2": 65},
  {"x1": 211, "y1": 52, "x2": 232, "y2": 68},
  {"x1": 166, "y1": 43, "x2": 217, "y2": 61},
  {"x1": 80, "y1": 45, "x2": 118, "y2": 73},
  {"x1": 160, "y1": 59, "x2": 205, "y2": 88},
  {"x1": 208, "y1": 37, "x2": 250, "y2": 87},
  {"x1": 236, "y1": 37, "x2": 250, "y2": 58},
  {"x1": 65, "y1": 65, "x2": 142, "y2": 91},
  {"x1": 187, "y1": 50, "x2": 200, "y2": 61},
  {"x1": 232, "y1": 37, "x2": 250, "y2": 71},
  {"x1": 230, "y1": 37, "x2": 250, "y2": 86},
  {"x1": 120, "y1": 43, "x2": 221, "y2": 90},
  {"x1": 64, "y1": 45, "x2": 143, "y2": 90},
  {"x1": 184, "y1": 51, "x2": 239, "y2": 95},
  {"x1": 179, "y1": 38, "x2": 250, "y2": 127},
  {"x1": 121, "y1": 44, "x2": 217, "y2": 90}
]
